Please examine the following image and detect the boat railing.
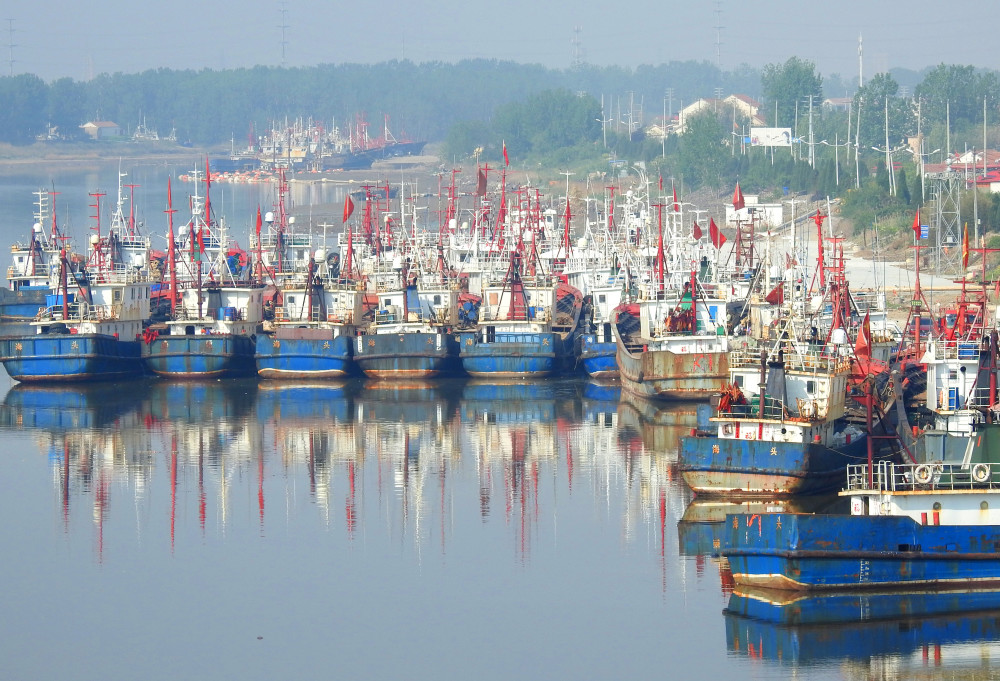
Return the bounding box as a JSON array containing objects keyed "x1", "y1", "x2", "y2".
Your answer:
[
  {"x1": 38, "y1": 301, "x2": 121, "y2": 323},
  {"x1": 929, "y1": 340, "x2": 982, "y2": 361},
  {"x1": 718, "y1": 395, "x2": 787, "y2": 421},
  {"x1": 727, "y1": 347, "x2": 848, "y2": 373},
  {"x1": 966, "y1": 387, "x2": 996, "y2": 409},
  {"x1": 846, "y1": 460, "x2": 1000, "y2": 492}
]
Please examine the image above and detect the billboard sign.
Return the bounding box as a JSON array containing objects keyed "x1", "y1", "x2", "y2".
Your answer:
[{"x1": 750, "y1": 127, "x2": 793, "y2": 147}]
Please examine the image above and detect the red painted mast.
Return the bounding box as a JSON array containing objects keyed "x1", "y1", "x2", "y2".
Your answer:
[
  {"x1": 166, "y1": 179, "x2": 178, "y2": 314},
  {"x1": 125, "y1": 183, "x2": 140, "y2": 236}
]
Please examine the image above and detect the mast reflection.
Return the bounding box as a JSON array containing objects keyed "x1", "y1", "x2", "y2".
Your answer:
[{"x1": 2, "y1": 377, "x2": 704, "y2": 583}]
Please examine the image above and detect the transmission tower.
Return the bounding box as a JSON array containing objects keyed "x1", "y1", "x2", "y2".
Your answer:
[
  {"x1": 278, "y1": 1, "x2": 289, "y2": 67},
  {"x1": 928, "y1": 170, "x2": 962, "y2": 275},
  {"x1": 5, "y1": 19, "x2": 15, "y2": 76},
  {"x1": 713, "y1": 2, "x2": 724, "y2": 72},
  {"x1": 571, "y1": 26, "x2": 584, "y2": 69}
]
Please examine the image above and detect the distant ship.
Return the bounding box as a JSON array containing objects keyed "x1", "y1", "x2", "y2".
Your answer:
[{"x1": 211, "y1": 114, "x2": 426, "y2": 174}]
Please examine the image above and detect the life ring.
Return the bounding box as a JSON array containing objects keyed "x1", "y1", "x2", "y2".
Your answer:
[
  {"x1": 973, "y1": 463, "x2": 991, "y2": 483},
  {"x1": 744, "y1": 431, "x2": 755, "y2": 441},
  {"x1": 722, "y1": 423, "x2": 734, "y2": 436},
  {"x1": 914, "y1": 464, "x2": 933, "y2": 485}
]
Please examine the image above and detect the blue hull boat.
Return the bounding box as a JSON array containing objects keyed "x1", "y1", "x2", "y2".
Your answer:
[
  {"x1": 724, "y1": 511, "x2": 1000, "y2": 590},
  {"x1": 142, "y1": 333, "x2": 257, "y2": 378},
  {"x1": 255, "y1": 333, "x2": 354, "y2": 379},
  {"x1": 354, "y1": 331, "x2": 460, "y2": 379},
  {"x1": 0, "y1": 333, "x2": 144, "y2": 382},
  {"x1": 0, "y1": 285, "x2": 48, "y2": 321},
  {"x1": 679, "y1": 435, "x2": 875, "y2": 497},
  {"x1": 459, "y1": 330, "x2": 574, "y2": 377},
  {"x1": 576, "y1": 333, "x2": 617, "y2": 378}
]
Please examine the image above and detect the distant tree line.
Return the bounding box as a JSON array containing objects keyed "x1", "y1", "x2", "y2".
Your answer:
[
  {"x1": 9, "y1": 56, "x2": 1000, "y2": 238},
  {"x1": 0, "y1": 59, "x2": 760, "y2": 147}
]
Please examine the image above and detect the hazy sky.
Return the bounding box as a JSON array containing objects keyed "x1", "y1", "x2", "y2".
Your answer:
[{"x1": 6, "y1": 0, "x2": 997, "y2": 85}]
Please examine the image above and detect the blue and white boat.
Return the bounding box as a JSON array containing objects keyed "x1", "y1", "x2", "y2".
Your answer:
[
  {"x1": 0, "y1": 258, "x2": 150, "y2": 382},
  {"x1": 142, "y1": 171, "x2": 263, "y2": 378},
  {"x1": 2, "y1": 190, "x2": 66, "y2": 328},
  {"x1": 722, "y1": 440, "x2": 1000, "y2": 591},
  {"x1": 255, "y1": 256, "x2": 363, "y2": 379},
  {"x1": 678, "y1": 329, "x2": 894, "y2": 497},
  {"x1": 353, "y1": 269, "x2": 461, "y2": 379},
  {"x1": 459, "y1": 253, "x2": 582, "y2": 378}
]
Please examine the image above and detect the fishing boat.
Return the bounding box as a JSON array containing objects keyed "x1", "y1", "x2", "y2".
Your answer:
[
  {"x1": 459, "y1": 250, "x2": 582, "y2": 378},
  {"x1": 2, "y1": 190, "x2": 66, "y2": 328},
  {"x1": 0, "y1": 251, "x2": 150, "y2": 382},
  {"x1": 677, "y1": 221, "x2": 901, "y2": 496},
  {"x1": 613, "y1": 274, "x2": 730, "y2": 400},
  {"x1": 253, "y1": 172, "x2": 365, "y2": 379},
  {"x1": 353, "y1": 269, "x2": 461, "y2": 379},
  {"x1": 254, "y1": 254, "x2": 364, "y2": 379},
  {"x1": 141, "y1": 170, "x2": 263, "y2": 378},
  {"x1": 722, "y1": 429, "x2": 1000, "y2": 591},
  {"x1": 678, "y1": 326, "x2": 896, "y2": 497}
]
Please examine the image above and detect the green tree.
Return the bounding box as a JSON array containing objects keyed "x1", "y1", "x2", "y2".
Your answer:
[
  {"x1": 853, "y1": 73, "x2": 915, "y2": 151},
  {"x1": 896, "y1": 166, "x2": 911, "y2": 204},
  {"x1": 677, "y1": 111, "x2": 730, "y2": 190},
  {"x1": 914, "y1": 64, "x2": 1000, "y2": 129},
  {"x1": 761, "y1": 57, "x2": 823, "y2": 129},
  {"x1": 0, "y1": 74, "x2": 48, "y2": 144}
]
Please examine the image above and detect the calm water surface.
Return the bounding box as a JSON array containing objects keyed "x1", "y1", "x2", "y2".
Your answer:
[{"x1": 1, "y1": 167, "x2": 997, "y2": 680}]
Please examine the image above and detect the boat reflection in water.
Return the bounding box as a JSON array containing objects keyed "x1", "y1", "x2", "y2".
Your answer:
[
  {"x1": 2, "y1": 376, "x2": 702, "y2": 581},
  {"x1": 0, "y1": 381, "x2": 145, "y2": 430},
  {"x1": 617, "y1": 390, "x2": 704, "y2": 458},
  {"x1": 725, "y1": 586, "x2": 1000, "y2": 678}
]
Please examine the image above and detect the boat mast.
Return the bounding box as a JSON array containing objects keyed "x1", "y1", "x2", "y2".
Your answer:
[{"x1": 166, "y1": 178, "x2": 178, "y2": 315}]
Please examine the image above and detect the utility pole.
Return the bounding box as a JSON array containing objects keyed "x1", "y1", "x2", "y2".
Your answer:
[
  {"x1": 808, "y1": 95, "x2": 815, "y2": 168},
  {"x1": 278, "y1": 1, "x2": 289, "y2": 67},
  {"x1": 5, "y1": 19, "x2": 15, "y2": 76},
  {"x1": 714, "y1": 1, "x2": 724, "y2": 72}
]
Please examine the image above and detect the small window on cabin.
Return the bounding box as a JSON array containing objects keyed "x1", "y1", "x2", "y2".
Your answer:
[
  {"x1": 807, "y1": 380, "x2": 816, "y2": 393},
  {"x1": 383, "y1": 298, "x2": 391, "y2": 307},
  {"x1": 288, "y1": 296, "x2": 296, "y2": 305},
  {"x1": 434, "y1": 295, "x2": 442, "y2": 305},
  {"x1": 734, "y1": 375, "x2": 744, "y2": 387},
  {"x1": 598, "y1": 294, "x2": 606, "y2": 304},
  {"x1": 949, "y1": 371, "x2": 958, "y2": 381},
  {"x1": 113, "y1": 289, "x2": 122, "y2": 303}
]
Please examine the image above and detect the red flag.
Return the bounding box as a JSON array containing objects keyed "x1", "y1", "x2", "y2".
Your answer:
[
  {"x1": 255, "y1": 206, "x2": 262, "y2": 239},
  {"x1": 764, "y1": 281, "x2": 784, "y2": 305},
  {"x1": 476, "y1": 169, "x2": 487, "y2": 196},
  {"x1": 658, "y1": 175, "x2": 663, "y2": 191},
  {"x1": 692, "y1": 222, "x2": 703, "y2": 240},
  {"x1": 709, "y1": 217, "x2": 727, "y2": 248},
  {"x1": 912, "y1": 210, "x2": 920, "y2": 237},
  {"x1": 963, "y1": 222, "x2": 969, "y2": 268},
  {"x1": 672, "y1": 185, "x2": 679, "y2": 212},
  {"x1": 502, "y1": 141, "x2": 509, "y2": 167},
  {"x1": 732, "y1": 181, "x2": 745, "y2": 211},
  {"x1": 343, "y1": 195, "x2": 355, "y2": 223},
  {"x1": 855, "y1": 311, "x2": 871, "y2": 358}
]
